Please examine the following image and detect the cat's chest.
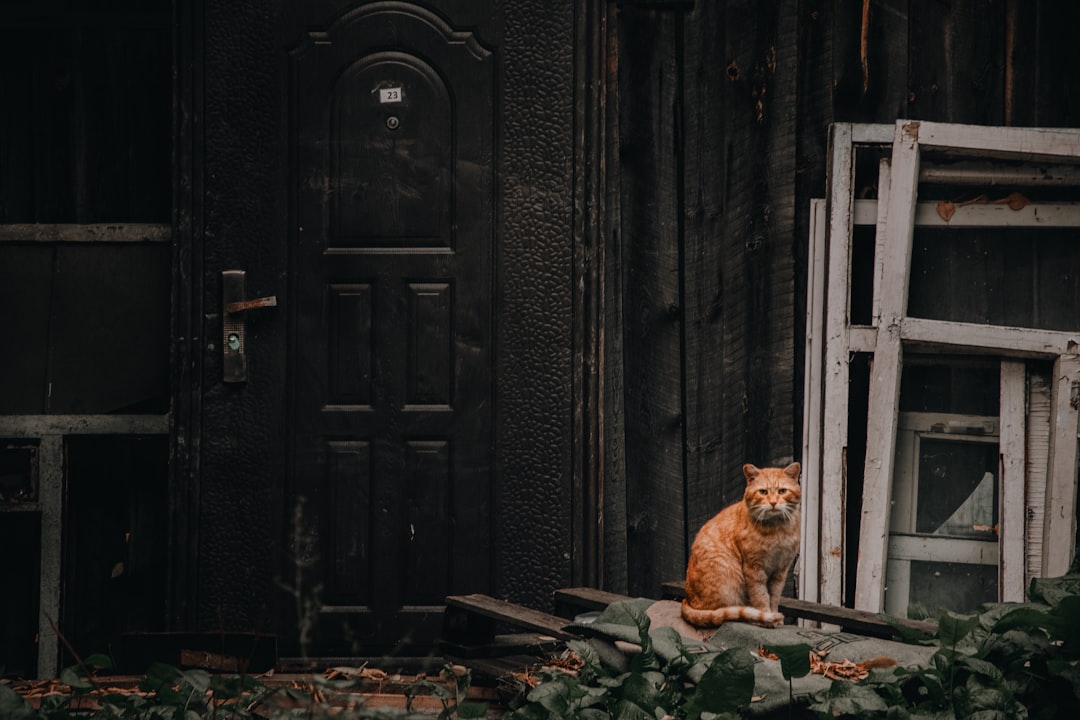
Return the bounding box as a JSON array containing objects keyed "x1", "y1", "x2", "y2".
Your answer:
[{"x1": 745, "y1": 528, "x2": 799, "y2": 568}]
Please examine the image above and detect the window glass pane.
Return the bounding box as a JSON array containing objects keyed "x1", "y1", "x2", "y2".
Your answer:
[
  {"x1": 916, "y1": 438, "x2": 998, "y2": 537},
  {"x1": 888, "y1": 360, "x2": 1003, "y2": 618},
  {"x1": 900, "y1": 360, "x2": 999, "y2": 415},
  {"x1": 0, "y1": 244, "x2": 170, "y2": 414},
  {"x1": 907, "y1": 230, "x2": 1080, "y2": 332},
  {"x1": 908, "y1": 560, "x2": 997, "y2": 618}
]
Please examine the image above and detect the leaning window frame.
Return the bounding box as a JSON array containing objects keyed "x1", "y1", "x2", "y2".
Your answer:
[{"x1": 802, "y1": 120, "x2": 1080, "y2": 615}]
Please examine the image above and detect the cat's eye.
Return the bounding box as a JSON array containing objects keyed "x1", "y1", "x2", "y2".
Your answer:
[
  {"x1": 778, "y1": 488, "x2": 787, "y2": 494},
  {"x1": 759, "y1": 489, "x2": 768, "y2": 495}
]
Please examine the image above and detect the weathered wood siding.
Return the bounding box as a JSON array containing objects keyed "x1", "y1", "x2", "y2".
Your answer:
[{"x1": 607, "y1": 0, "x2": 1080, "y2": 598}]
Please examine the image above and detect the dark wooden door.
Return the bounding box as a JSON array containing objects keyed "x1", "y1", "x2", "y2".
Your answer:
[{"x1": 289, "y1": 6, "x2": 494, "y2": 652}]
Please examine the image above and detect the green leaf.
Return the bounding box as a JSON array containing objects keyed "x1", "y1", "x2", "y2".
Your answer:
[
  {"x1": 59, "y1": 664, "x2": 93, "y2": 691},
  {"x1": 1049, "y1": 596, "x2": 1080, "y2": 650},
  {"x1": 568, "y1": 639, "x2": 603, "y2": 671},
  {"x1": 938, "y1": 612, "x2": 980, "y2": 651},
  {"x1": 526, "y1": 675, "x2": 575, "y2": 716},
  {"x1": 457, "y1": 700, "x2": 490, "y2": 718},
  {"x1": 612, "y1": 698, "x2": 656, "y2": 720},
  {"x1": 210, "y1": 672, "x2": 263, "y2": 699},
  {"x1": 808, "y1": 681, "x2": 889, "y2": 715},
  {"x1": 83, "y1": 653, "x2": 113, "y2": 670},
  {"x1": 956, "y1": 655, "x2": 1005, "y2": 683},
  {"x1": 648, "y1": 625, "x2": 686, "y2": 665},
  {"x1": 763, "y1": 643, "x2": 813, "y2": 680},
  {"x1": 179, "y1": 667, "x2": 211, "y2": 695},
  {"x1": 1028, "y1": 575, "x2": 1080, "y2": 607},
  {"x1": 0, "y1": 685, "x2": 36, "y2": 720},
  {"x1": 955, "y1": 674, "x2": 1025, "y2": 720},
  {"x1": 682, "y1": 647, "x2": 754, "y2": 720},
  {"x1": 620, "y1": 669, "x2": 664, "y2": 710}
]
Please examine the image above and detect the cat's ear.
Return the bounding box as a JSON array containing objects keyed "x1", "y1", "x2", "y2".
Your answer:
[
  {"x1": 784, "y1": 462, "x2": 801, "y2": 481},
  {"x1": 743, "y1": 464, "x2": 760, "y2": 483}
]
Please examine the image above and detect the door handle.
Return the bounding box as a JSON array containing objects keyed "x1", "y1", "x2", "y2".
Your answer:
[{"x1": 222, "y1": 270, "x2": 277, "y2": 383}]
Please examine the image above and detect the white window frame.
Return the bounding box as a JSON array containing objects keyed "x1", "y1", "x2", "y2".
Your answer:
[
  {"x1": 802, "y1": 120, "x2": 1080, "y2": 615},
  {"x1": 886, "y1": 409, "x2": 1001, "y2": 617}
]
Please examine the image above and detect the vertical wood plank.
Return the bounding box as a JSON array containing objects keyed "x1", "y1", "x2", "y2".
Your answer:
[
  {"x1": 1043, "y1": 352, "x2": 1080, "y2": 577},
  {"x1": 763, "y1": 0, "x2": 800, "y2": 471},
  {"x1": 714, "y1": 0, "x2": 798, "y2": 487},
  {"x1": 871, "y1": 158, "x2": 890, "y2": 326},
  {"x1": 820, "y1": 122, "x2": 854, "y2": 608},
  {"x1": 831, "y1": 0, "x2": 910, "y2": 122},
  {"x1": 36, "y1": 435, "x2": 63, "y2": 678},
  {"x1": 800, "y1": 198, "x2": 827, "y2": 603},
  {"x1": 602, "y1": 1, "x2": 628, "y2": 595},
  {"x1": 907, "y1": 0, "x2": 1006, "y2": 125},
  {"x1": 1009, "y1": 0, "x2": 1080, "y2": 128},
  {"x1": 617, "y1": 6, "x2": 686, "y2": 598},
  {"x1": 794, "y1": 0, "x2": 834, "y2": 487},
  {"x1": 999, "y1": 360, "x2": 1026, "y2": 602},
  {"x1": 1026, "y1": 369, "x2": 1051, "y2": 583},
  {"x1": 854, "y1": 119, "x2": 920, "y2": 613},
  {"x1": 682, "y1": 0, "x2": 730, "y2": 558}
]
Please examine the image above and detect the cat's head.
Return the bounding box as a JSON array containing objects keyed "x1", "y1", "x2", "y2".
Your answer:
[{"x1": 742, "y1": 462, "x2": 801, "y2": 524}]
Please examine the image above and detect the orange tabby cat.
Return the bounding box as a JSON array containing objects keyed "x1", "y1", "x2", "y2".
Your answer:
[{"x1": 681, "y1": 462, "x2": 801, "y2": 628}]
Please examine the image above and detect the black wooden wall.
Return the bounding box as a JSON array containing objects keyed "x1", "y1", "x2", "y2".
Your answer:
[{"x1": 605, "y1": 0, "x2": 1080, "y2": 599}]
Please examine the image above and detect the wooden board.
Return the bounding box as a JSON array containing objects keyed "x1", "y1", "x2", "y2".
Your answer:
[{"x1": 659, "y1": 582, "x2": 936, "y2": 639}]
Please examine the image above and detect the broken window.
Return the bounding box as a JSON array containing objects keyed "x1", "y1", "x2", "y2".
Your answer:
[{"x1": 802, "y1": 121, "x2": 1080, "y2": 620}]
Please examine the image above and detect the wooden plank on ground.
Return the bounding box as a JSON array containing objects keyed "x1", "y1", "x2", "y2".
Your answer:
[
  {"x1": 553, "y1": 587, "x2": 635, "y2": 617},
  {"x1": 443, "y1": 594, "x2": 577, "y2": 647},
  {"x1": 659, "y1": 581, "x2": 936, "y2": 639}
]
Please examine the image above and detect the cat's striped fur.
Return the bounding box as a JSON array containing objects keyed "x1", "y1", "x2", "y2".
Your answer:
[{"x1": 681, "y1": 462, "x2": 801, "y2": 628}]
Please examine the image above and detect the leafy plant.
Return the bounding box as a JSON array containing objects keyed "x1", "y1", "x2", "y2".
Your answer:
[
  {"x1": 804, "y1": 575, "x2": 1080, "y2": 719},
  {"x1": 503, "y1": 599, "x2": 755, "y2": 719},
  {"x1": 405, "y1": 664, "x2": 489, "y2": 719},
  {"x1": 1, "y1": 658, "x2": 475, "y2": 719}
]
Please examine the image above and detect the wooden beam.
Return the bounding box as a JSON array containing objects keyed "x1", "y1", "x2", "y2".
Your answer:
[
  {"x1": 800, "y1": 199, "x2": 827, "y2": 604},
  {"x1": 911, "y1": 120, "x2": 1080, "y2": 161},
  {"x1": 854, "y1": 120, "x2": 920, "y2": 613},
  {"x1": 899, "y1": 317, "x2": 1079, "y2": 359},
  {"x1": 553, "y1": 587, "x2": 644, "y2": 617},
  {"x1": 0, "y1": 415, "x2": 170, "y2": 436},
  {"x1": 0, "y1": 223, "x2": 171, "y2": 243},
  {"x1": 871, "y1": 160, "x2": 891, "y2": 326},
  {"x1": 999, "y1": 360, "x2": 1026, "y2": 602},
  {"x1": 36, "y1": 436, "x2": 62, "y2": 679},
  {"x1": 820, "y1": 123, "x2": 855, "y2": 608},
  {"x1": 1043, "y1": 352, "x2": 1080, "y2": 577},
  {"x1": 851, "y1": 123, "x2": 893, "y2": 144},
  {"x1": 853, "y1": 200, "x2": 1080, "y2": 228},
  {"x1": 443, "y1": 594, "x2": 577, "y2": 643},
  {"x1": 658, "y1": 581, "x2": 936, "y2": 639}
]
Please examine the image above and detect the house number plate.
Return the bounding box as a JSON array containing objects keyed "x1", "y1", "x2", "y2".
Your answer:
[{"x1": 379, "y1": 87, "x2": 404, "y2": 104}]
